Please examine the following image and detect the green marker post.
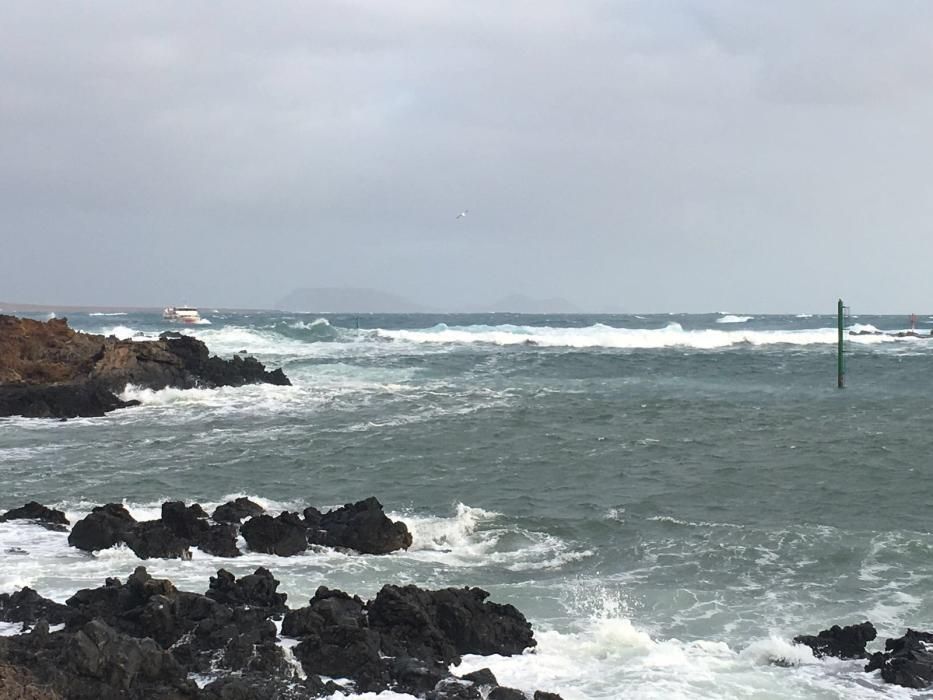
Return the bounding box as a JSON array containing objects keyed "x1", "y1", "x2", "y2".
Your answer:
[{"x1": 837, "y1": 298, "x2": 845, "y2": 389}]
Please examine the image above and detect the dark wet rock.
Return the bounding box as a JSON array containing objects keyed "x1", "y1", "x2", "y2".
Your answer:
[
  {"x1": 65, "y1": 568, "x2": 186, "y2": 644},
  {"x1": 865, "y1": 629, "x2": 933, "y2": 689},
  {"x1": 240, "y1": 512, "x2": 308, "y2": 556},
  {"x1": 294, "y1": 623, "x2": 388, "y2": 692},
  {"x1": 196, "y1": 523, "x2": 241, "y2": 557},
  {"x1": 794, "y1": 621, "x2": 876, "y2": 659},
  {"x1": 368, "y1": 584, "x2": 536, "y2": 665},
  {"x1": 301, "y1": 505, "x2": 322, "y2": 529},
  {"x1": 201, "y1": 674, "x2": 329, "y2": 700},
  {"x1": 0, "y1": 587, "x2": 82, "y2": 627},
  {"x1": 67, "y1": 504, "x2": 136, "y2": 552},
  {"x1": 489, "y1": 688, "x2": 527, "y2": 700},
  {"x1": 284, "y1": 586, "x2": 387, "y2": 691},
  {"x1": 310, "y1": 497, "x2": 412, "y2": 555},
  {"x1": 124, "y1": 521, "x2": 192, "y2": 560},
  {"x1": 0, "y1": 617, "x2": 196, "y2": 699},
  {"x1": 0, "y1": 380, "x2": 140, "y2": 419},
  {"x1": 282, "y1": 586, "x2": 365, "y2": 639},
  {"x1": 391, "y1": 656, "x2": 449, "y2": 695},
  {"x1": 1, "y1": 568, "x2": 541, "y2": 699},
  {"x1": 0, "y1": 660, "x2": 59, "y2": 699},
  {"x1": 0, "y1": 314, "x2": 290, "y2": 418},
  {"x1": 428, "y1": 678, "x2": 482, "y2": 700},
  {"x1": 207, "y1": 568, "x2": 287, "y2": 612},
  {"x1": 211, "y1": 497, "x2": 264, "y2": 524},
  {"x1": 533, "y1": 693, "x2": 565, "y2": 700},
  {"x1": 461, "y1": 668, "x2": 498, "y2": 687},
  {"x1": 160, "y1": 501, "x2": 209, "y2": 540},
  {"x1": 0, "y1": 502, "x2": 69, "y2": 530}
]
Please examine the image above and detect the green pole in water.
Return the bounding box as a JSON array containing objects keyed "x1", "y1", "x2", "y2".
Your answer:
[{"x1": 837, "y1": 298, "x2": 845, "y2": 388}]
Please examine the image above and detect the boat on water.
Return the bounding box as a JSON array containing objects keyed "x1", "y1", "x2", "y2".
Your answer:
[{"x1": 162, "y1": 306, "x2": 201, "y2": 323}]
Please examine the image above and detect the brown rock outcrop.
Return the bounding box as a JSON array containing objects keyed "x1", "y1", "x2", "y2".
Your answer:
[{"x1": 0, "y1": 315, "x2": 290, "y2": 418}]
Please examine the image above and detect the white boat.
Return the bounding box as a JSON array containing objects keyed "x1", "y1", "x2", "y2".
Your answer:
[{"x1": 162, "y1": 306, "x2": 201, "y2": 323}]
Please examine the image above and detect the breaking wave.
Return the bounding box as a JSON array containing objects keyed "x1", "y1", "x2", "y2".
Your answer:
[
  {"x1": 716, "y1": 315, "x2": 753, "y2": 324},
  {"x1": 375, "y1": 322, "x2": 898, "y2": 350}
]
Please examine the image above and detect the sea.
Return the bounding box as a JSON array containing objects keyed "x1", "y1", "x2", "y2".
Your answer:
[{"x1": 2, "y1": 310, "x2": 932, "y2": 699}]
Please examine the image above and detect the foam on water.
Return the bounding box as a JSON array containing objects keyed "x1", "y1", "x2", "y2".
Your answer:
[
  {"x1": 717, "y1": 315, "x2": 754, "y2": 324},
  {"x1": 376, "y1": 322, "x2": 898, "y2": 349}
]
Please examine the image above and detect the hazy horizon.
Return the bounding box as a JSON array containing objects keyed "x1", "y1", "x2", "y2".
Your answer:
[{"x1": 3, "y1": 2, "x2": 933, "y2": 314}]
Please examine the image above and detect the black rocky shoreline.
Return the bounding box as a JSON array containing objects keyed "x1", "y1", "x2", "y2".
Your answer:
[
  {"x1": 0, "y1": 497, "x2": 563, "y2": 699},
  {"x1": 2, "y1": 497, "x2": 932, "y2": 696}
]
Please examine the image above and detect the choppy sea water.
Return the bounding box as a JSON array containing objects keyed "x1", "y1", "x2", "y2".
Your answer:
[{"x1": 2, "y1": 310, "x2": 933, "y2": 699}]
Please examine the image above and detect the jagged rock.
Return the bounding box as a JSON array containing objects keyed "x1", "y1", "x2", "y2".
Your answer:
[
  {"x1": 160, "y1": 502, "x2": 209, "y2": 540},
  {"x1": 67, "y1": 504, "x2": 136, "y2": 552},
  {"x1": 0, "y1": 380, "x2": 140, "y2": 418},
  {"x1": 240, "y1": 512, "x2": 308, "y2": 556},
  {"x1": 201, "y1": 674, "x2": 330, "y2": 699},
  {"x1": 310, "y1": 497, "x2": 412, "y2": 555},
  {"x1": 206, "y1": 569, "x2": 287, "y2": 612},
  {"x1": 391, "y1": 657, "x2": 449, "y2": 695},
  {"x1": 0, "y1": 617, "x2": 196, "y2": 699},
  {"x1": 429, "y1": 678, "x2": 482, "y2": 700},
  {"x1": 294, "y1": 624, "x2": 388, "y2": 692},
  {"x1": 0, "y1": 587, "x2": 82, "y2": 627},
  {"x1": 533, "y1": 693, "x2": 564, "y2": 700},
  {"x1": 211, "y1": 497, "x2": 264, "y2": 524},
  {"x1": 302, "y1": 506, "x2": 322, "y2": 529},
  {"x1": 195, "y1": 523, "x2": 240, "y2": 557},
  {"x1": 1, "y1": 569, "x2": 541, "y2": 699},
  {"x1": 368, "y1": 584, "x2": 536, "y2": 665},
  {"x1": 461, "y1": 668, "x2": 498, "y2": 687},
  {"x1": 489, "y1": 688, "x2": 526, "y2": 700},
  {"x1": 0, "y1": 315, "x2": 290, "y2": 418},
  {"x1": 282, "y1": 587, "x2": 365, "y2": 638},
  {"x1": 0, "y1": 502, "x2": 69, "y2": 531},
  {"x1": 866, "y1": 629, "x2": 933, "y2": 689},
  {"x1": 793, "y1": 621, "x2": 876, "y2": 659},
  {"x1": 0, "y1": 661, "x2": 60, "y2": 699},
  {"x1": 124, "y1": 522, "x2": 192, "y2": 560}
]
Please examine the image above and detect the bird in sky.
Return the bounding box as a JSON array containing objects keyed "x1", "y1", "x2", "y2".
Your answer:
[{"x1": 456, "y1": 209, "x2": 469, "y2": 219}]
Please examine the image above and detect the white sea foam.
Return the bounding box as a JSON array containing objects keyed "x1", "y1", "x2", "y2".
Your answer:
[
  {"x1": 376, "y1": 322, "x2": 898, "y2": 350},
  {"x1": 795, "y1": 313, "x2": 814, "y2": 318},
  {"x1": 716, "y1": 315, "x2": 753, "y2": 324},
  {"x1": 0, "y1": 621, "x2": 25, "y2": 636},
  {"x1": 88, "y1": 312, "x2": 128, "y2": 316}
]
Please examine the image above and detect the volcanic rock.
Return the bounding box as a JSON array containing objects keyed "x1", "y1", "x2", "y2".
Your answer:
[
  {"x1": 793, "y1": 621, "x2": 876, "y2": 659},
  {"x1": 206, "y1": 568, "x2": 287, "y2": 612},
  {"x1": 211, "y1": 497, "x2": 264, "y2": 524},
  {"x1": 368, "y1": 584, "x2": 536, "y2": 665},
  {"x1": 488, "y1": 688, "x2": 526, "y2": 700},
  {"x1": 0, "y1": 587, "x2": 82, "y2": 627},
  {"x1": 0, "y1": 502, "x2": 69, "y2": 531},
  {"x1": 240, "y1": 512, "x2": 308, "y2": 556},
  {"x1": 866, "y1": 629, "x2": 933, "y2": 689},
  {"x1": 310, "y1": 497, "x2": 412, "y2": 554},
  {"x1": 0, "y1": 380, "x2": 140, "y2": 418},
  {"x1": 124, "y1": 521, "x2": 192, "y2": 560},
  {"x1": 0, "y1": 314, "x2": 290, "y2": 418},
  {"x1": 195, "y1": 523, "x2": 240, "y2": 557},
  {"x1": 68, "y1": 504, "x2": 136, "y2": 552}
]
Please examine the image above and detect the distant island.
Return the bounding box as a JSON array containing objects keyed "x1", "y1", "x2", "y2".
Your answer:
[{"x1": 276, "y1": 287, "x2": 581, "y2": 314}]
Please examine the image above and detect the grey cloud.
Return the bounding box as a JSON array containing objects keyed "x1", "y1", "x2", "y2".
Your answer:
[{"x1": 2, "y1": 1, "x2": 932, "y2": 311}]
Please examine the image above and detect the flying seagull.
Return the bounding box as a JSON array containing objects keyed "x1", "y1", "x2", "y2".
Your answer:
[{"x1": 456, "y1": 209, "x2": 469, "y2": 220}]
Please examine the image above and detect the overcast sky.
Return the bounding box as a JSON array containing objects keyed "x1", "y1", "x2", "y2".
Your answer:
[{"x1": 2, "y1": 1, "x2": 933, "y2": 312}]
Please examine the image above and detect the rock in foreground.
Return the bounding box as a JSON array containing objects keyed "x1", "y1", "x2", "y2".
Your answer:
[
  {"x1": 0, "y1": 315, "x2": 290, "y2": 418},
  {"x1": 0, "y1": 567, "x2": 557, "y2": 699}
]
